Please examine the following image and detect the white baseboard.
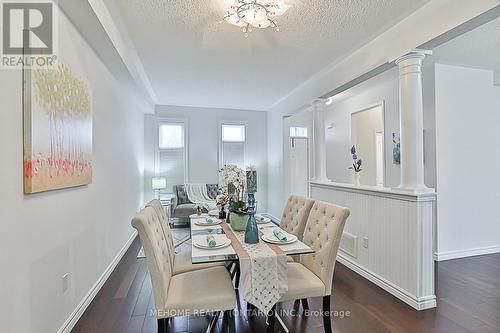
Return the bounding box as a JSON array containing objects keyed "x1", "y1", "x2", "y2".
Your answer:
[
  {"x1": 434, "y1": 245, "x2": 500, "y2": 261},
  {"x1": 337, "y1": 253, "x2": 436, "y2": 311},
  {"x1": 57, "y1": 231, "x2": 138, "y2": 333}
]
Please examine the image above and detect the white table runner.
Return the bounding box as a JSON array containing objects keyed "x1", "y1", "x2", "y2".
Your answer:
[
  {"x1": 229, "y1": 228, "x2": 288, "y2": 314},
  {"x1": 190, "y1": 218, "x2": 315, "y2": 314}
]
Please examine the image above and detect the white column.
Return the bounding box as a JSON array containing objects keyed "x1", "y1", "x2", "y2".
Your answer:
[
  {"x1": 395, "y1": 50, "x2": 432, "y2": 192},
  {"x1": 312, "y1": 98, "x2": 329, "y2": 181}
]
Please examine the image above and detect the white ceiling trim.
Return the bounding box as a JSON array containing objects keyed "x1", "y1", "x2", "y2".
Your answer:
[
  {"x1": 87, "y1": 0, "x2": 157, "y2": 104},
  {"x1": 269, "y1": 0, "x2": 500, "y2": 115}
]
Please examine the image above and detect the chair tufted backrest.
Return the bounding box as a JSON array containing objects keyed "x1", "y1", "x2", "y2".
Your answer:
[
  {"x1": 280, "y1": 195, "x2": 315, "y2": 240},
  {"x1": 206, "y1": 184, "x2": 220, "y2": 199},
  {"x1": 146, "y1": 199, "x2": 175, "y2": 267},
  {"x1": 131, "y1": 206, "x2": 172, "y2": 310},
  {"x1": 300, "y1": 201, "x2": 350, "y2": 295}
]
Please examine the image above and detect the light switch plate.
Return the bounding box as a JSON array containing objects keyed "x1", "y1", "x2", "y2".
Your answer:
[{"x1": 362, "y1": 237, "x2": 369, "y2": 249}]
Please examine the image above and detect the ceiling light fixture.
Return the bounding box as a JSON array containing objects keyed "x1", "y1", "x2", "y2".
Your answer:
[{"x1": 221, "y1": 0, "x2": 290, "y2": 37}]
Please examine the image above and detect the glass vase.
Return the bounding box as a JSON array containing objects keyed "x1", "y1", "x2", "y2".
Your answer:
[
  {"x1": 244, "y1": 193, "x2": 259, "y2": 244},
  {"x1": 245, "y1": 213, "x2": 259, "y2": 244}
]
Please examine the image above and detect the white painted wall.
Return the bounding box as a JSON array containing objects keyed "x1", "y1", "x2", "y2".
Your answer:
[
  {"x1": 279, "y1": 68, "x2": 437, "y2": 212},
  {"x1": 146, "y1": 105, "x2": 268, "y2": 211},
  {"x1": 325, "y1": 69, "x2": 401, "y2": 187},
  {"x1": 0, "y1": 10, "x2": 150, "y2": 333},
  {"x1": 266, "y1": 0, "x2": 499, "y2": 217},
  {"x1": 435, "y1": 64, "x2": 500, "y2": 259}
]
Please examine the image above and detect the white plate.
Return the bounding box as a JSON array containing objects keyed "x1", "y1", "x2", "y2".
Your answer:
[
  {"x1": 255, "y1": 215, "x2": 271, "y2": 224},
  {"x1": 261, "y1": 233, "x2": 298, "y2": 245},
  {"x1": 194, "y1": 218, "x2": 222, "y2": 226},
  {"x1": 193, "y1": 238, "x2": 232, "y2": 250},
  {"x1": 190, "y1": 213, "x2": 209, "y2": 218},
  {"x1": 208, "y1": 210, "x2": 219, "y2": 217}
]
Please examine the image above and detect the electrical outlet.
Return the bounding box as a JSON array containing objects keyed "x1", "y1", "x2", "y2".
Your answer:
[
  {"x1": 62, "y1": 273, "x2": 70, "y2": 293},
  {"x1": 362, "y1": 237, "x2": 369, "y2": 249}
]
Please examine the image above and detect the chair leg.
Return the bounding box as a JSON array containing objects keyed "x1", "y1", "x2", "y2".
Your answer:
[
  {"x1": 230, "y1": 262, "x2": 237, "y2": 279},
  {"x1": 222, "y1": 310, "x2": 236, "y2": 333},
  {"x1": 228, "y1": 309, "x2": 236, "y2": 333},
  {"x1": 223, "y1": 310, "x2": 229, "y2": 332},
  {"x1": 266, "y1": 305, "x2": 276, "y2": 333},
  {"x1": 234, "y1": 266, "x2": 241, "y2": 289},
  {"x1": 157, "y1": 318, "x2": 168, "y2": 333},
  {"x1": 207, "y1": 312, "x2": 220, "y2": 333},
  {"x1": 247, "y1": 303, "x2": 256, "y2": 318},
  {"x1": 301, "y1": 298, "x2": 309, "y2": 311},
  {"x1": 322, "y1": 296, "x2": 332, "y2": 333}
]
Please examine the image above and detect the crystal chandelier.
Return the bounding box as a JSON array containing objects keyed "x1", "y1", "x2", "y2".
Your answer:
[{"x1": 221, "y1": 0, "x2": 290, "y2": 37}]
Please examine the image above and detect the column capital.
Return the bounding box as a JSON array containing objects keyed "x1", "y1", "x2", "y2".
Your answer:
[
  {"x1": 311, "y1": 98, "x2": 327, "y2": 108},
  {"x1": 395, "y1": 49, "x2": 432, "y2": 66}
]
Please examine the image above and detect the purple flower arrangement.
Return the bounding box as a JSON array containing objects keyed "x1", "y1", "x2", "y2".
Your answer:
[{"x1": 349, "y1": 145, "x2": 362, "y2": 173}]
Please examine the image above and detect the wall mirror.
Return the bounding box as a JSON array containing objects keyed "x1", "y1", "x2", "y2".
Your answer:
[{"x1": 350, "y1": 103, "x2": 385, "y2": 186}]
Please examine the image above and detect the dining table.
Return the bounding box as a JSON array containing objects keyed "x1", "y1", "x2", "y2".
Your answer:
[
  {"x1": 189, "y1": 213, "x2": 315, "y2": 333},
  {"x1": 189, "y1": 213, "x2": 314, "y2": 264}
]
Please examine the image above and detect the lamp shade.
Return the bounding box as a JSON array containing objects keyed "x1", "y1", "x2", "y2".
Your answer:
[{"x1": 151, "y1": 177, "x2": 167, "y2": 190}]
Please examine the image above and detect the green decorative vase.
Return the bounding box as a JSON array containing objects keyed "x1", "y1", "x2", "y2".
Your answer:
[{"x1": 230, "y1": 212, "x2": 248, "y2": 231}]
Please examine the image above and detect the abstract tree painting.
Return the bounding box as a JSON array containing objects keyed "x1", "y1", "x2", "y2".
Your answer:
[{"x1": 23, "y1": 63, "x2": 92, "y2": 193}]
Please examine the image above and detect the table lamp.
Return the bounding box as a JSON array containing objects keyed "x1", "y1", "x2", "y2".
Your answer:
[{"x1": 151, "y1": 177, "x2": 167, "y2": 199}]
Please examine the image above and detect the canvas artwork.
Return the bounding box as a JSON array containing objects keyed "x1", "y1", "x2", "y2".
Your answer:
[
  {"x1": 392, "y1": 132, "x2": 401, "y2": 165},
  {"x1": 23, "y1": 63, "x2": 92, "y2": 193}
]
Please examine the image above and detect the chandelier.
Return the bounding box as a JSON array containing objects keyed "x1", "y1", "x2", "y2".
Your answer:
[{"x1": 221, "y1": 0, "x2": 290, "y2": 37}]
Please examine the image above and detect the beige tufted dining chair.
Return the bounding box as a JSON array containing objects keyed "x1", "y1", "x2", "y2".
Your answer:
[
  {"x1": 280, "y1": 195, "x2": 315, "y2": 240},
  {"x1": 146, "y1": 199, "x2": 223, "y2": 275},
  {"x1": 269, "y1": 200, "x2": 350, "y2": 333},
  {"x1": 131, "y1": 206, "x2": 236, "y2": 333}
]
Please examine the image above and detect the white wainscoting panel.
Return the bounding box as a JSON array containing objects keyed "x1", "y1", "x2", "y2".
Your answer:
[
  {"x1": 310, "y1": 181, "x2": 436, "y2": 310},
  {"x1": 340, "y1": 232, "x2": 358, "y2": 258}
]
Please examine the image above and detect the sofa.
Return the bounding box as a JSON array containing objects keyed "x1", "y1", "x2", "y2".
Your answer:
[{"x1": 171, "y1": 184, "x2": 220, "y2": 222}]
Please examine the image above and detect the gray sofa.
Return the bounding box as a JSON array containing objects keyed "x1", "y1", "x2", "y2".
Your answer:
[{"x1": 171, "y1": 184, "x2": 220, "y2": 221}]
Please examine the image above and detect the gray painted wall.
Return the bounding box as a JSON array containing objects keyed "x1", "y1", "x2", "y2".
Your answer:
[
  {"x1": 145, "y1": 105, "x2": 269, "y2": 211},
  {"x1": 0, "y1": 10, "x2": 150, "y2": 333}
]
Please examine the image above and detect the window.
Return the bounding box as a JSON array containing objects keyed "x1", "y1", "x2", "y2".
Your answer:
[
  {"x1": 220, "y1": 123, "x2": 246, "y2": 168},
  {"x1": 156, "y1": 121, "x2": 187, "y2": 190},
  {"x1": 222, "y1": 124, "x2": 245, "y2": 142},
  {"x1": 159, "y1": 124, "x2": 184, "y2": 149},
  {"x1": 290, "y1": 126, "x2": 308, "y2": 138}
]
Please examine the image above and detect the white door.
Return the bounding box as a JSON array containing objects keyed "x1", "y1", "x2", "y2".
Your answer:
[{"x1": 290, "y1": 138, "x2": 309, "y2": 197}]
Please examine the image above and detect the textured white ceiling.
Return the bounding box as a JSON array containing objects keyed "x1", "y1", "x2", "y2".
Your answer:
[
  {"x1": 107, "y1": 0, "x2": 429, "y2": 110},
  {"x1": 432, "y1": 16, "x2": 500, "y2": 72}
]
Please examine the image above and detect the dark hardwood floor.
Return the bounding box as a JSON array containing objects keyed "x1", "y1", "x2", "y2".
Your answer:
[{"x1": 71, "y1": 237, "x2": 500, "y2": 333}]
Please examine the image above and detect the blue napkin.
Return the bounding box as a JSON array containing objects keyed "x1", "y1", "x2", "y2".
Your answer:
[
  {"x1": 273, "y1": 229, "x2": 288, "y2": 242},
  {"x1": 206, "y1": 235, "x2": 217, "y2": 248}
]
